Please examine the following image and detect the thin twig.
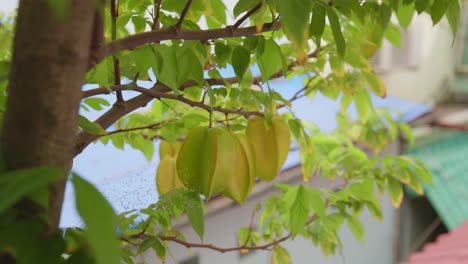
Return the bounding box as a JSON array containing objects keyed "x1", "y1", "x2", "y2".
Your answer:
[
  {"x1": 105, "y1": 121, "x2": 166, "y2": 137},
  {"x1": 111, "y1": 0, "x2": 123, "y2": 102},
  {"x1": 233, "y1": 3, "x2": 263, "y2": 29},
  {"x1": 242, "y1": 209, "x2": 257, "y2": 246},
  {"x1": 176, "y1": 0, "x2": 193, "y2": 29},
  {"x1": 152, "y1": 0, "x2": 162, "y2": 31}
]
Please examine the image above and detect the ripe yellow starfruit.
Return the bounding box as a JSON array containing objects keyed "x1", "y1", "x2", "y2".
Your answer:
[
  {"x1": 176, "y1": 126, "x2": 235, "y2": 198},
  {"x1": 246, "y1": 116, "x2": 291, "y2": 181},
  {"x1": 156, "y1": 140, "x2": 184, "y2": 195},
  {"x1": 159, "y1": 139, "x2": 176, "y2": 157},
  {"x1": 222, "y1": 133, "x2": 255, "y2": 204}
]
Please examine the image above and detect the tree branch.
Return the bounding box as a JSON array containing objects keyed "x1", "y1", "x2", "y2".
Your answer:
[
  {"x1": 76, "y1": 50, "x2": 319, "y2": 156},
  {"x1": 233, "y1": 3, "x2": 263, "y2": 29},
  {"x1": 131, "y1": 85, "x2": 263, "y2": 117},
  {"x1": 91, "y1": 21, "x2": 281, "y2": 68},
  {"x1": 158, "y1": 234, "x2": 290, "y2": 253},
  {"x1": 124, "y1": 214, "x2": 318, "y2": 254},
  {"x1": 176, "y1": 0, "x2": 193, "y2": 29}
]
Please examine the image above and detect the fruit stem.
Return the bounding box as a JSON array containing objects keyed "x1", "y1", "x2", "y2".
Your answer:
[
  {"x1": 225, "y1": 114, "x2": 230, "y2": 131},
  {"x1": 209, "y1": 111, "x2": 213, "y2": 128}
]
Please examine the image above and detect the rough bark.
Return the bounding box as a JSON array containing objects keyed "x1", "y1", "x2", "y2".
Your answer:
[{"x1": 2, "y1": 0, "x2": 95, "y2": 230}]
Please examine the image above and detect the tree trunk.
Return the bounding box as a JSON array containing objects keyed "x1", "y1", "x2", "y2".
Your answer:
[{"x1": 2, "y1": 0, "x2": 95, "y2": 230}]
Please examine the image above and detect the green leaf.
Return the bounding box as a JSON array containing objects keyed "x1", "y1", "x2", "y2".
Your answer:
[
  {"x1": 72, "y1": 174, "x2": 120, "y2": 264},
  {"x1": 238, "y1": 226, "x2": 250, "y2": 245},
  {"x1": 399, "y1": 156, "x2": 432, "y2": 184},
  {"x1": 430, "y1": 0, "x2": 447, "y2": 25},
  {"x1": 152, "y1": 237, "x2": 166, "y2": 261},
  {"x1": 231, "y1": 46, "x2": 251, "y2": 80},
  {"x1": 385, "y1": 23, "x2": 402, "y2": 48},
  {"x1": 306, "y1": 188, "x2": 326, "y2": 217},
  {"x1": 388, "y1": 178, "x2": 403, "y2": 208},
  {"x1": 349, "y1": 179, "x2": 375, "y2": 202},
  {"x1": 128, "y1": 134, "x2": 154, "y2": 161},
  {"x1": 272, "y1": 245, "x2": 291, "y2": 264},
  {"x1": 408, "y1": 173, "x2": 424, "y2": 195},
  {"x1": 0, "y1": 168, "x2": 63, "y2": 213},
  {"x1": 207, "y1": 0, "x2": 227, "y2": 27},
  {"x1": 347, "y1": 215, "x2": 365, "y2": 243},
  {"x1": 396, "y1": 2, "x2": 415, "y2": 30},
  {"x1": 327, "y1": 7, "x2": 346, "y2": 58},
  {"x1": 78, "y1": 115, "x2": 107, "y2": 135},
  {"x1": 176, "y1": 47, "x2": 204, "y2": 86},
  {"x1": 446, "y1": 0, "x2": 461, "y2": 38},
  {"x1": 290, "y1": 186, "x2": 309, "y2": 237},
  {"x1": 354, "y1": 90, "x2": 373, "y2": 122},
  {"x1": 152, "y1": 45, "x2": 178, "y2": 92},
  {"x1": 258, "y1": 39, "x2": 284, "y2": 82},
  {"x1": 233, "y1": 0, "x2": 262, "y2": 18},
  {"x1": 344, "y1": 50, "x2": 372, "y2": 71},
  {"x1": 415, "y1": 0, "x2": 429, "y2": 14},
  {"x1": 214, "y1": 41, "x2": 232, "y2": 66},
  {"x1": 364, "y1": 72, "x2": 386, "y2": 97},
  {"x1": 288, "y1": 119, "x2": 303, "y2": 140},
  {"x1": 132, "y1": 15, "x2": 147, "y2": 33},
  {"x1": 134, "y1": 45, "x2": 154, "y2": 75},
  {"x1": 89, "y1": 57, "x2": 112, "y2": 87},
  {"x1": 137, "y1": 238, "x2": 158, "y2": 255},
  {"x1": 83, "y1": 98, "x2": 110, "y2": 111},
  {"x1": 185, "y1": 191, "x2": 205, "y2": 241},
  {"x1": 277, "y1": 0, "x2": 312, "y2": 53},
  {"x1": 310, "y1": 5, "x2": 326, "y2": 43}
]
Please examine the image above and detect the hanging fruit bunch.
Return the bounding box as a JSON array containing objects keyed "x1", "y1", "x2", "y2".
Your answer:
[
  {"x1": 155, "y1": 140, "x2": 185, "y2": 195},
  {"x1": 156, "y1": 114, "x2": 291, "y2": 204}
]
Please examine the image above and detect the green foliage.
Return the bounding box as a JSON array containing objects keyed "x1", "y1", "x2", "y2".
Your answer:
[
  {"x1": 72, "y1": 174, "x2": 120, "y2": 264},
  {"x1": 0, "y1": 168, "x2": 63, "y2": 213},
  {"x1": 78, "y1": 115, "x2": 107, "y2": 135},
  {"x1": 0, "y1": 0, "x2": 459, "y2": 263}
]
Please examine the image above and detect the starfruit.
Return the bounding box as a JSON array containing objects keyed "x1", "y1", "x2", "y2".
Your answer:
[
  {"x1": 222, "y1": 134, "x2": 255, "y2": 204},
  {"x1": 246, "y1": 116, "x2": 291, "y2": 181},
  {"x1": 176, "y1": 126, "x2": 235, "y2": 198},
  {"x1": 159, "y1": 139, "x2": 182, "y2": 158},
  {"x1": 156, "y1": 140, "x2": 184, "y2": 195},
  {"x1": 156, "y1": 156, "x2": 184, "y2": 195}
]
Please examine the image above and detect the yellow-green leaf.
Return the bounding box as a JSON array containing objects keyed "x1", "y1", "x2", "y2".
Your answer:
[
  {"x1": 388, "y1": 178, "x2": 403, "y2": 208},
  {"x1": 277, "y1": 0, "x2": 312, "y2": 55},
  {"x1": 364, "y1": 73, "x2": 386, "y2": 97},
  {"x1": 272, "y1": 245, "x2": 291, "y2": 264},
  {"x1": 327, "y1": 7, "x2": 346, "y2": 58}
]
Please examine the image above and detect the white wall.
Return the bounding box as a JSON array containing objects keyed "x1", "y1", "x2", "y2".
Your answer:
[{"x1": 379, "y1": 15, "x2": 455, "y2": 104}]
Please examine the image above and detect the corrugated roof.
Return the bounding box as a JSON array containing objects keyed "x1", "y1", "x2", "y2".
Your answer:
[
  {"x1": 407, "y1": 130, "x2": 468, "y2": 230},
  {"x1": 405, "y1": 222, "x2": 468, "y2": 264}
]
